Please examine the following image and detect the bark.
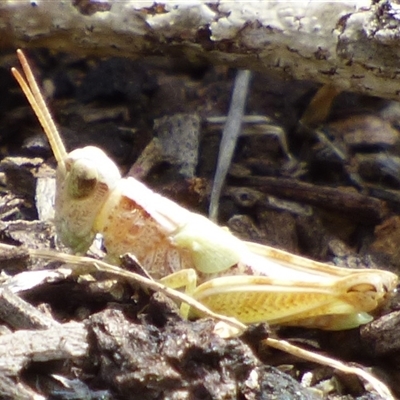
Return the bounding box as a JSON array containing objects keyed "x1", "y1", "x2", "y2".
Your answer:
[
  {"x1": 0, "y1": 321, "x2": 88, "y2": 375},
  {"x1": 1, "y1": 0, "x2": 400, "y2": 100}
]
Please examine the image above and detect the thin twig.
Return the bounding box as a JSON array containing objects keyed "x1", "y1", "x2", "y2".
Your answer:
[
  {"x1": 0, "y1": 243, "x2": 394, "y2": 398},
  {"x1": 29, "y1": 248, "x2": 247, "y2": 335},
  {"x1": 265, "y1": 337, "x2": 395, "y2": 400},
  {"x1": 209, "y1": 70, "x2": 252, "y2": 221}
]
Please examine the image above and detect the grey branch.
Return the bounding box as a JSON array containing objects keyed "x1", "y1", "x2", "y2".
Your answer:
[
  {"x1": 0, "y1": 321, "x2": 88, "y2": 375},
  {"x1": 2, "y1": 0, "x2": 400, "y2": 100}
]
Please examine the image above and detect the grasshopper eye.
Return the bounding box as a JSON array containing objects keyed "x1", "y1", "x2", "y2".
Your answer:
[{"x1": 68, "y1": 158, "x2": 99, "y2": 199}]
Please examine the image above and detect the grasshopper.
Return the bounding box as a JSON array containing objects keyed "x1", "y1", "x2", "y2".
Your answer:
[{"x1": 11, "y1": 49, "x2": 398, "y2": 331}]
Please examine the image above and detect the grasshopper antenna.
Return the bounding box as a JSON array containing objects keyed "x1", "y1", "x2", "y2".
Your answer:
[{"x1": 11, "y1": 49, "x2": 67, "y2": 165}]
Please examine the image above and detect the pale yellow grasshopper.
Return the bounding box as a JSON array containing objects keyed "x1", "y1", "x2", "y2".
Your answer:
[{"x1": 11, "y1": 49, "x2": 398, "y2": 331}]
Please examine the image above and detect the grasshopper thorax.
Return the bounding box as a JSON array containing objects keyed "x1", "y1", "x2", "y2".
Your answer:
[{"x1": 55, "y1": 146, "x2": 121, "y2": 253}]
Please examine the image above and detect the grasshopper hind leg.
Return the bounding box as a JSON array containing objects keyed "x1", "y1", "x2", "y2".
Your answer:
[
  {"x1": 159, "y1": 269, "x2": 197, "y2": 318},
  {"x1": 190, "y1": 275, "x2": 382, "y2": 330}
]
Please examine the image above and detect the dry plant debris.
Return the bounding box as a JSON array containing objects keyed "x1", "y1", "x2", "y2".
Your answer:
[{"x1": 0, "y1": 49, "x2": 399, "y2": 399}]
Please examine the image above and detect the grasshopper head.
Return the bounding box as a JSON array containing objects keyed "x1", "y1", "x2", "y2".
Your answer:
[
  {"x1": 55, "y1": 146, "x2": 121, "y2": 253},
  {"x1": 11, "y1": 51, "x2": 121, "y2": 253}
]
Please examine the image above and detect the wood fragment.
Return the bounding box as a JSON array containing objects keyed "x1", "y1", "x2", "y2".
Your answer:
[
  {"x1": 0, "y1": 321, "x2": 87, "y2": 375},
  {"x1": 3, "y1": 2, "x2": 400, "y2": 100},
  {"x1": 0, "y1": 375, "x2": 45, "y2": 400},
  {"x1": 0, "y1": 242, "x2": 396, "y2": 398},
  {"x1": 129, "y1": 113, "x2": 201, "y2": 179},
  {"x1": 361, "y1": 311, "x2": 400, "y2": 358},
  {"x1": 0, "y1": 287, "x2": 57, "y2": 330},
  {"x1": 300, "y1": 84, "x2": 341, "y2": 128},
  {"x1": 237, "y1": 176, "x2": 388, "y2": 222},
  {"x1": 0, "y1": 244, "x2": 30, "y2": 272}
]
